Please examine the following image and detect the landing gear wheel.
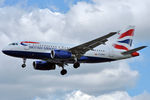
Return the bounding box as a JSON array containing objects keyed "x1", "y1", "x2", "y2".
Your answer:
[
  {"x1": 73, "y1": 62, "x2": 80, "y2": 69},
  {"x1": 22, "y1": 64, "x2": 26, "y2": 68},
  {"x1": 22, "y1": 58, "x2": 26, "y2": 68},
  {"x1": 60, "y1": 69, "x2": 67, "y2": 75}
]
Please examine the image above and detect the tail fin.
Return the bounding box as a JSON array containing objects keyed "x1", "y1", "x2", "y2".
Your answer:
[{"x1": 113, "y1": 26, "x2": 135, "y2": 51}]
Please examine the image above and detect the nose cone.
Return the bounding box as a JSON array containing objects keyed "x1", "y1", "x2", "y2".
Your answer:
[
  {"x1": 2, "y1": 49, "x2": 7, "y2": 55},
  {"x1": 2, "y1": 46, "x2": 10, "y2": 55},
  {"x1": 2, "y1": 50, "x2": 4, "y2": 53},
  {"x1": 2, "y1": 49, "x2": 13, "y2": 56}
]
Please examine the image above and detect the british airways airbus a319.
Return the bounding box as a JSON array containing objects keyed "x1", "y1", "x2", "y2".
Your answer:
[{"x1": 2, "y1": 26, "x2": 147, "y2": 75}]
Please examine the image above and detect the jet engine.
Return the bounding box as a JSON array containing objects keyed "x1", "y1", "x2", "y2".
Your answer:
[
  {"x1": 51, "y1": 50, "x2": 72, "y2": 59},
  {"x1": 33, "y1": 61, "x2": 56, "y2": 70}
]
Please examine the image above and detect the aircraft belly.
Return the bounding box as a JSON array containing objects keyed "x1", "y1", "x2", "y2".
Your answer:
[
  {"x1": 78, "y1": 56, "x2": 115, "y2": 63},
  {"x1": 2, "y1": 50, "x2": 51, "y2": 59},
  {"x1": 4, "y1": 50, "x2": 116, "y2": 64}
]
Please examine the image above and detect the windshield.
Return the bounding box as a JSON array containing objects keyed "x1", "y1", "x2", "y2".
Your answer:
[{"x1": 9, "y1": 43, "x2": 18, "y2": 45}]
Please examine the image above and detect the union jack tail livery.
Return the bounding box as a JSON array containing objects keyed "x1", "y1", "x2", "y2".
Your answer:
[{"x1": 113, "y1": 26, "x2": 135, "y2": 51}]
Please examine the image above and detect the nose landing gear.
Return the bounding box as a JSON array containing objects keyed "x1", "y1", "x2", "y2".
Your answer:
[
  {"x1": 22, "y1": 58, "x2": 26, "y2": 68},
  {"x1": 22, "y1": 64, "x2": 26, "y2": 68}
]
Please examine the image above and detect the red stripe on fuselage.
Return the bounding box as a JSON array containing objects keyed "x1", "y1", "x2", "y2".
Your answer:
[
  {"x1": 114, "y1": 44, "x2": 129, "y2": 51},
  {"x1": 119, "y1": 29, "x2": 134, "y2": 39},
  {"x1": 21, "y1": 41, "x2": 39, "y2": 44}
]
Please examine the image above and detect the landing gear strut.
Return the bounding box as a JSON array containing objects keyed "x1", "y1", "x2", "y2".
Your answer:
[{"x1": 22, "y1": 58, "x2": 26, "y2": 68}]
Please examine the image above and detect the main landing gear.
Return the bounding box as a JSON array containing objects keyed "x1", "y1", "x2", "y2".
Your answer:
[
  {"x1": 22, "y1": 58, "x2": 26, "y2": 68},
  {"x1": 73, "y1": 57, "x2": 80, "y2": 69},
  {"x1": 59, "y1": 62, "x2": 80, "y2": 75},
  {"x1": 60, "y1": 69, "x2": 67, "y2": 75},
  {"x1": 58, "y1": 63, "x2": 68, "y2": 75},
  {"x1": 73, "y1": 62, "x2": 80, "y2": 69}
]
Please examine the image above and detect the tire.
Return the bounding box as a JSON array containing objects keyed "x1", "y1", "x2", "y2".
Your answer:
[
  {"x1": 22, "y1": 64, "x2": 26, "y2": 68},
  {"x1": 60, "y1": 69, "x2": 67, "y2": 75},
  {"x1": 73, "y1": 62, "x2": 80, "y2": 69}
]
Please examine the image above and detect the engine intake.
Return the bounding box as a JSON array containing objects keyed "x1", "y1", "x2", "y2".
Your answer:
[
  {"x1": 51, "y1": 50, "x2": 72, "y2": 59},
  {"x1": 33, "y1": 61, "x2": 56, "y2": 70}
]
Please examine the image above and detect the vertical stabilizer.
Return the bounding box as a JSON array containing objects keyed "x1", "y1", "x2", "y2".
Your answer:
[{"x1": 113, "y1": 26, "x2": 135, "y2": 51}]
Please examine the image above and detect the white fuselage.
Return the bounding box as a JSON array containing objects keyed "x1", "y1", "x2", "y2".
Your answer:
[{"x1": 2, "y1": 41, "x2": 132, "y2": 64}]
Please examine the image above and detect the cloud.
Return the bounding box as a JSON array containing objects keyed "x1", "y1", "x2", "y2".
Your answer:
[
  {"x1": 35, "y1": 90, "x2": 150, "y2": 100},
  {"x1": 133, "y1": 92, "x2": 150, "y2": 100},
  {"x1": 1, "y1": 0, "x2": 150, "y2": 43},
  {"x1": 94, "y1": 0, "x2": 150, "y2": 41},
  {"x1": 65, "y1": 91, "x2": 131, "y2": 100},
  {"x1": 0, "y1": 0, "x2": 149, "y2": 100},
  {"x1": 21, "y1": 62, "x2": 138, "y2": 95}
]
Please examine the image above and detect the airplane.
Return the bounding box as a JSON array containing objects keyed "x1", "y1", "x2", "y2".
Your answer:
[{"x1": 2, "y1": 26, "x2": 147, "y2": 75}]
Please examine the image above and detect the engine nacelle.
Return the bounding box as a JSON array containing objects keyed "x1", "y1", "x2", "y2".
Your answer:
[
  {"x1": 51, "y1": 50, "x2": 72, "y2": 59},
  {"x1": 33, "y1": 61, "x2": 56, "y2": 70}
]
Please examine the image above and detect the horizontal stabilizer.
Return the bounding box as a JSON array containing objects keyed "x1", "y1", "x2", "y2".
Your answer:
[{"x1": 122, "y1": 46, "x2": 147, "y2": 55}]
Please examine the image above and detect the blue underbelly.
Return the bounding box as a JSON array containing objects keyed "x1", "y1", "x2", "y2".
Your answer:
[
  {"x1": 3, "y1": 50, "x2": 115, "y2": 63},
  {"x1": 3, "y1": 50, "x2": 50, "y2": 59}
]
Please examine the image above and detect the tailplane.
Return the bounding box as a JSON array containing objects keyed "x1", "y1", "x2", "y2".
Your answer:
[{"x1": 121, "y1": 46, "x2": 147, "y2": 57}]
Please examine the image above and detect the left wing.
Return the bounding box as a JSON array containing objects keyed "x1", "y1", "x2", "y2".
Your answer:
[{"x1": 69, "y1": 32, "x2": 117, "y2": 58}]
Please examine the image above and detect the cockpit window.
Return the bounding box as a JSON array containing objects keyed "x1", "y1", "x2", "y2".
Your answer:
[{"x1": 9, "y1": 43, "x2": 18, "y2": 45}]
